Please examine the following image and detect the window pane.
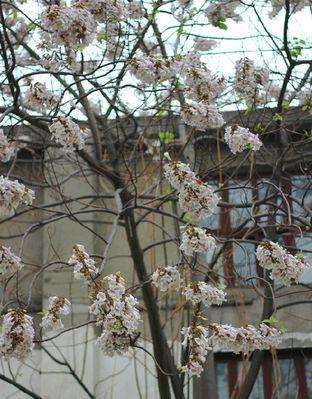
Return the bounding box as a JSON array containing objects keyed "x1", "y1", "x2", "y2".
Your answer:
[
  {"x1": 295, "y1": 235, "x2": 312, "y2": 283},
  {"x1": 216, "y1": 362, "x2": 228, "y2": 399},
  {"x1": 278, "y1": 359, "x2": 297, "y2": 399},
  {"x1": 233, "y1": 242, "x2": 257, "y2": 286},
  {"x1": 291, "y1": 176, "x2": 312, "y2": 222},
  {"x1": 229, "y1": 180, "x2": 253, "y2": 228},
  {"x1": 306, "y1": 358, "x2": 312, "y2": 397},
  {"x1": 249, "y1": 366, "x2": 264, "y2": 399},
  {"x1": 237, "y1": 361, "x2": 264, "y2": 399},
  {"x1": 206, "y1": 244, "x2": 226, "y2": 286},
  {"x1": 257, "y1": 181, "x2": 269, "y2": 226},
  {"x1": 206, "y1": 181, "x2": 219, "y2": 230}
]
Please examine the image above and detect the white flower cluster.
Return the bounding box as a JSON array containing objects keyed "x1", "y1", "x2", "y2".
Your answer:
[
  {"x1": 0, "y1": 130, "x2": 15, "y2": 162},
  {"x1": 209, "y1": 322, "x2": 282, "y2": 354},
  {"x1": 39, "y1": 53, "x2": 65, "y2": 72},
  {"x1": 127, "y1": 1, "x2": 145, "y2": 19},
  {"x1": 178, "y1": 180, "x2": 219, "y2": 221},
  {"x1": 0, "y1": 309, "x2": 34, "y2": 360},
  {"x1": 77, "y1": 0, "x2": 127, "y2": 60},
  {"x1": 80, "y1": 0, "x2": 126, "y2": 22},
  {"x1": 49, "y1": 118, "x2": 88, "y2": 153},
  {"x1": 268, "y1": 0, "x2": 310, "y2": 18},
  {"x1": 40, "y1": 296, "x2": 71, "y2": 331},
  {"x1": 205, "y1": 1, "x2": 242, "y2": 26},
  {"x1": 23, "y1": 82, "x2": 59, "y2": 113},
  {"x1": 181, "y1": 102, "x2": 224, "y2": 131},
  {"x1": 193, "y1": 38, "x2": 217, "y2": 52},
  {"x1": 234, "y1": 57, "x2": 270, "y2": 106},
  {"x1": 181, "y1": 324, "x2": 211, "y2": 377},
  {"x1": 0, "y1": 245, "x2": 23, "y2": 276},
  {"x1": 256, "y1": 241, "x2": 310, "y2": 286},
  {"x1": 224, "y1": 125, "x2": 262, "y2": 154},
  {"x1": 180, "y1": 225, "x2": 216, "y2": 256},
  {"x1": 184, "y1": 281, "x2": 226, "y2": 307},
  {"x1": 163, "y1": 159, "x2": 219, "y2": 221},
  {"x1": 89, "y1": 272, "x2": 141, "y2": 356},
  {"x1": 129, "y1": 56, "x2": 176, "y2": 84},
  {"x1": 179, "y1": 51, "x2": 202, "y2": 73},
  {"x1": 185, "y1": 68, "x2": 226, "y2": 103},
  {"x1": 152, "y1": 266, "x2": 180, "y2": 292},
  {"x1": 41, "y1": 4, "x2": 96, "y2": 50},
  {"x1": 0, "y1": 176, "x2": 34, "y2": 217},
  {"x1": 68, "y1": 244, "x2": 99, "y2": 281},
  {"x1": 163, "y1": 160, "x2": 196, "y2": 189}
]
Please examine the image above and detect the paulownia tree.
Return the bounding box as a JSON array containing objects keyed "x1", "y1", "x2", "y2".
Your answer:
[{"x1": 0, "y1": 0, "x2": 311, "y2": 398}]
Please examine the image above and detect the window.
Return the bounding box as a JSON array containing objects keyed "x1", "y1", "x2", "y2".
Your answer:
[
  {"x1": 204, "y1": 175, "x2": 312, "y2": 287},
  {"x1": 215, "y1": 350, "x2": 312, "y2": 399}
]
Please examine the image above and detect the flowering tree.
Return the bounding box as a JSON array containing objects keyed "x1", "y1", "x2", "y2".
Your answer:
[{"x1": 0, "y1": 0, "x2": 311, "y2": 398}]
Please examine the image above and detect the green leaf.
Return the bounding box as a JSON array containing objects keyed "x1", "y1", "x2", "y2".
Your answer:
[
  {"x1": 97, "y1": 31, "x2": 108, "y2": 43},
  {"x1": 158, "y1": 132, "x2": 175, "y2": 145},
  {"x1": 113, "y1": 318, "x2": 123, "y2": 331},
  {"x1": 183, "y1": 213, "x2": 191, "y2": 222},
  {"x1": 282, "y1": 102, "x2": 290, "y2": 110},
  {"x1": 273, "y1": 113, "x2": 283, "y2": 122},
  {"x1": 255, "y1": 123, "x2": 264, "y2": 134},
  {"x1": 38, "y1": 310, "x2": 48, "y2": 316},
  {"x1": 156, "y1": 109, "x2": 165, "y2": 117},
  {"x1": 262, "y1": 316, "x2": 287, "y2": 332},
  {"x1": 296, "y1": 252, "x2": 305, "y2": 261},
  {"x1": 218, "y1": 22, "x2": 228, "y2": 30}
]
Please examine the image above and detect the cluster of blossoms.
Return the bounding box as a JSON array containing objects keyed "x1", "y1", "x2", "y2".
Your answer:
[
  {"x1": 181, "y1": 324, "x2": 211, "y2": 376},
  {"x1": 127, "y1": 1, "x2": 145, "y2": 19},
  {"x1": 77, "y1": 0, "x2": 129, "y2": 60},
  {"x1": 178, "y1": 180, "x2": 219, "y2": 221},
  {"x1": 68, "y1": 244, "x2": 99, "y2": 281},
  {"x1": 40, "y1": 296, "x2": 71, "y2": 331},
  {"x1": 193, "y1": 38, "x2": 217, "y2": 52},
  {"x1": 0, "y1": 176, "x2": 34, "y2": 217},
  {"x1": 163, "y1": 160, "x2": 196, "y2": 189},
  {"x1": 0, "y1": 309, "x2": 34, "y2": 360},
  {"x1": 23, "y1": 82, "x2": 60, "y2": 113},
  {"x1": 184, "y1": 68, "x2": 226, "y2": 103},
  {"x1": 129, "y1": 51, "x2": 224, "y2": 131},
  {"x1": 268, "y1": 0, "x2": 310, "y2": 18},
  {"x1": 80, "y1": 0, "x2": 126, "y2": 22},
  {"x1": 181, "y1": 102, "x2": 224, "y2": 131},
  {"x1": 184, "y1": 282, "x2": 226, "y2": 307},
  {"x1": 205, "y1": 1, "x2": 242, "y2": 26},
  {"x1": 89, "y1": 272, "x2": 141, "y2": 356},
  {"x1": 209, "y1": 322, "x2": 283, "y2": 354},
  {"x1": 49, "y1": 118, "x2": 89, "y2": 153},
  {"x1": 0, "y1": 130, "x2": 15, "y2": 162},
  {"x1": 41, "y1": 4, "x2": 96, "y2": 50},
  {"x1": 38, "y1": 52, "x2": 65, "y2": 72},
  {"x1": 180, "y1": 225, "x2": 216, "y2": 256},
  {"x1": 0, "y1": 245, "x2": 23, "y2": 276},
  {"x1": 224, "y1": 125, "x2": 262, "y2": 154},
  {"x1": 152, "y1": 266, "x2": 180, "y2": 292},
  {"x1": 256, "y1": 241, "x2": 310, "y2": 286},
  {"x1": 129, "y1": 56, "x2": 176, "y2": 84},
  {"x1": 234, "y1": 57, "x2": 271, "y2": 107},
  {"x1": 164, "y1": 158, "x2": 219, "y2": 221}
]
